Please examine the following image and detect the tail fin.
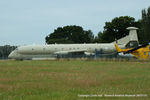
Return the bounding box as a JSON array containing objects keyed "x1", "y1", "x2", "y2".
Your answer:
[
  {"x1": 115, "y1": 44, "x2": 122, "y2": 52},
  {"x1": 125, "y1": 27, "x2": 139, "y2": 48},
  {"x1": 115, "y1": 43, "x2": 131, "y2": 53},
  {"x1": 113, "y1": 27, "x2": 139, "y2": 48}
]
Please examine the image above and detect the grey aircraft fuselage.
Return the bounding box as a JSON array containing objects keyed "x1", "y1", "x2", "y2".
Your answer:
[{"x1": 8, "y1": 43, "x2": 117, "y2": 60}]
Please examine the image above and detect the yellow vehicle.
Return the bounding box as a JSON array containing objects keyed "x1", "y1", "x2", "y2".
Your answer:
[{"x1": 115, "y1": 43, "x2": 150, "y2": 60}]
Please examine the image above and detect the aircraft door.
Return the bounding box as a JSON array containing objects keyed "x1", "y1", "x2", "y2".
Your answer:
[{"x1": 95, "y1": 48, "x2": 98, "y2": 57}]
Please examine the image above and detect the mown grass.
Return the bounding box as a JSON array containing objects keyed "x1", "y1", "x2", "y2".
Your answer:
[{"x1": 0, "y1": 60, "x2": 150, "y2": 100}]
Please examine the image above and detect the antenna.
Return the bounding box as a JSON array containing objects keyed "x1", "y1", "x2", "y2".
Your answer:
[{"x1": 115, "y1": 38, "x2": 118, "y2": 44}]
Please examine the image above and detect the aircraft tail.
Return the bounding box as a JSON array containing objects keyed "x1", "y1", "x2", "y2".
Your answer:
[
  {"x1": 125, "y1": 27, "x2": 139, "y2": 48},
  {"x1": 114, "y1": 44, "x2": 130, "y2": 53},
  {"x1": 115, "y1": 43, "x2": 150, "y2": 60},
  {"x1": 115, "y1": 44, "x2": 122, "y2": 52},
  {"x1": 113, "y1": 27, "x2": 139, "y2": 48}
]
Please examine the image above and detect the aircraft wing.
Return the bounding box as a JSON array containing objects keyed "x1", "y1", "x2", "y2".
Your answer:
[{"x1": 54, "y1": 49, "x2": 87, "y2": 55}]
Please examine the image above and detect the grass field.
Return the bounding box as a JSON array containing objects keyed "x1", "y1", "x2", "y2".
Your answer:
[{"x1": 0, "y1": 60, "x2": 150, "y2": 100}]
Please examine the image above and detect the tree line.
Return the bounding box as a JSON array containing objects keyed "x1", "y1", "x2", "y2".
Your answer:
[
  {"x1": 0, "y1": 45, "x2": 16, "y2": 59},
  {"x1": 46, "y1": 7, "x2": 150, "y2": 44}
]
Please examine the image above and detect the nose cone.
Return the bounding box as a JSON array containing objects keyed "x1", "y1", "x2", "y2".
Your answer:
[
  {"x1": 8, "y1": 51, "x2": 14, "y2": 59},
  {"x1": 8, "y1": 52, "x2": 12, "y2": 59}
]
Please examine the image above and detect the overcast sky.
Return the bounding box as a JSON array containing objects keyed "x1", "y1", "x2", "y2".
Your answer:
[{"x1": 0, "y1": 0, "x2": 150, "y2": 45}]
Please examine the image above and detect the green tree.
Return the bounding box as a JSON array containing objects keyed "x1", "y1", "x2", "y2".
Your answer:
[
  {"x1": 45, "y1": 25, "x2": 94, "y2": 44},
  {"x1": 0, "y1": 45, "x2": 16, "y2": 59},
  {"x1": 97, "y1": 16, "x2": 140, "y2": 43},
  {"x1": 93, "y1": 32, "x2": 103, "y2": 43},
  {"x1": 138, "y1": 7, "x2": 150, "y2": 44}
]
